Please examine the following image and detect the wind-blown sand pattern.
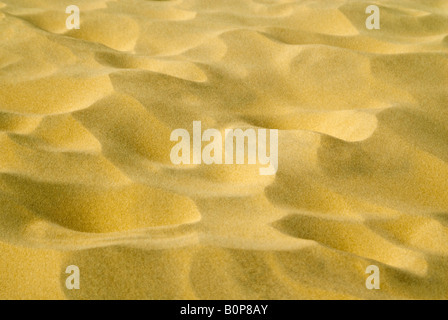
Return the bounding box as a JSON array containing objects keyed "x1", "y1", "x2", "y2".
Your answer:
[{"x1": 1, "y1": 0, "x2": 448, "y2": 300}]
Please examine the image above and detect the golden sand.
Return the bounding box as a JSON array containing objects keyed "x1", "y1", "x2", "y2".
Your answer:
[{"x1": 0, "y1": 0, "x2": 447, "y2": 300}]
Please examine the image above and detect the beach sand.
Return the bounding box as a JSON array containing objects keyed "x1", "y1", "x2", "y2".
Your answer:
[{"x1": 0, "y1": 0, "x2": 447, "y2": 299}]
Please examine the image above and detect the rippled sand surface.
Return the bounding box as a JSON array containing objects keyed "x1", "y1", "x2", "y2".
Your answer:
[{"x1": 1, "y1": 0, "x2": 448, "y2": 300}]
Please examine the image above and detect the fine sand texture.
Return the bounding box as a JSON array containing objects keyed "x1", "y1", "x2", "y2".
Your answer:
[{"x1": 1, "y1": 0, "x2": 448, "y2": 299}]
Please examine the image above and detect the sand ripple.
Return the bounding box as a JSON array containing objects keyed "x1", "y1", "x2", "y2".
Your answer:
[{"x1": 0, "y1": 0, "x2": 447, "y2": 299}]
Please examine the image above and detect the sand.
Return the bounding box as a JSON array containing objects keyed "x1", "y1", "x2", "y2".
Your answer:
[{"x1": 0, "y1": 0, "x2": 447, "y2": 300}]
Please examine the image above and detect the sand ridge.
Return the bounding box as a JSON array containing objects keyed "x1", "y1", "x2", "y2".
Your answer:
[{"x1": 0, "y1": 0, "x2": 447, "y2": 299}]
